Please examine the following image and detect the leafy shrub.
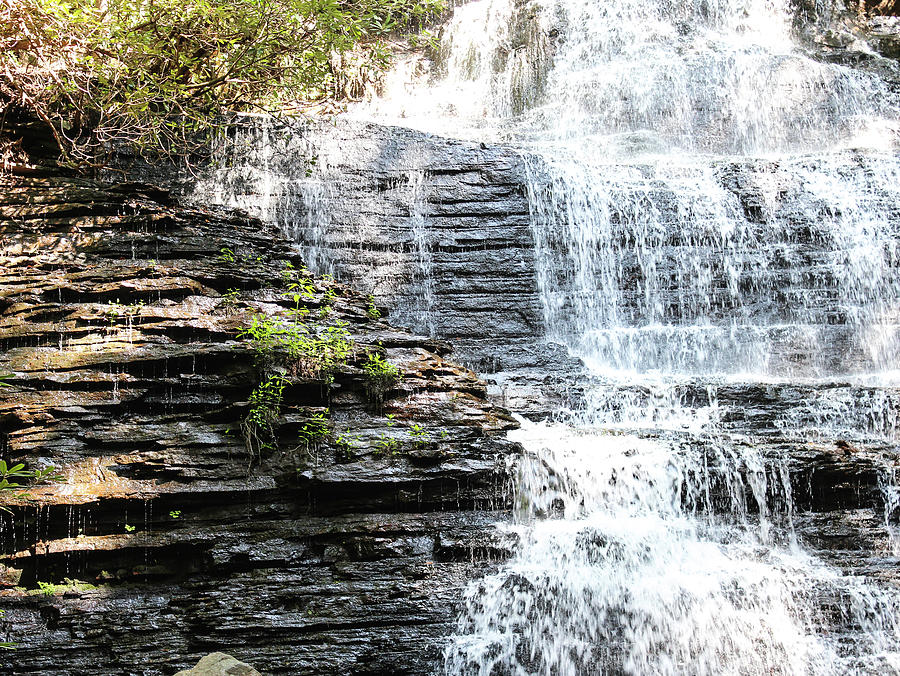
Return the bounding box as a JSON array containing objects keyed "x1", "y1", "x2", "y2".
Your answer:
[
  {"x1": 363, "y1": 352, "x2": 401, "y2": 409},
  {"x1": 238, "y1": 313, "x2": 352, "y2": 382},
  {"x1": 242, "y1": 373, "x2": 289, "y2": 454},
  {"x1": 0, "y1": 0, "x2": 445, "y2": 165}
]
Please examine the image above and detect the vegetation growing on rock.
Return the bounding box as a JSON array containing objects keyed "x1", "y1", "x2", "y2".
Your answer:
[
  {"x1": 362, "y1": 351, "x2": 401, "y2": 410},
  {"x1": 0, "y1": 0, "x2": 443, "y2": 166},
  {"x1": 0, "y1": 166, "x2": 520, "y2": 672}
]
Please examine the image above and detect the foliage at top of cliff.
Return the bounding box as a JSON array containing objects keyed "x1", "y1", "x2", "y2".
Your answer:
[{"x1": 0, "y1": 0, "x2": 442, "y2": 167}]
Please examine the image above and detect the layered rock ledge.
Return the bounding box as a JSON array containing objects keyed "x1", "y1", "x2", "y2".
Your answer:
[{"x1": 0, "y1": 166, "x2": 520, "y2": 674}]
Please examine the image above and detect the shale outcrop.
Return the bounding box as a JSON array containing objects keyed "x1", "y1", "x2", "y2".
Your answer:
[
  {"x1": 0, "y1": 162, "x2": 520, "y2": 675},
  {"x1": 159, "y1": 116, "x2": 900, "y2": 632}
]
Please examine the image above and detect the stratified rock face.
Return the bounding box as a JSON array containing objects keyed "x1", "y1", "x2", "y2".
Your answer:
[
  {"x1": 795, "y1": 0, "x2": 900, "y2": 65},
  {"x1": 120, "y1": 118, "x2": 589, "y2": 416},
  {"x1": 170, "y1": 119, "x2": 551, "y2": 376},
  {"x1": 160, "y1": 120, "x2": 900, "y2": 414},
  {"x1": 0, "y1": 168, "x2": 520, "y2": 675}
]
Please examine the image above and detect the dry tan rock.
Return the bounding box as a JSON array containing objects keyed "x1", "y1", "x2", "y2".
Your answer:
[{"x1": 174, "y1": 652, "x2": 262, "y2": 676}]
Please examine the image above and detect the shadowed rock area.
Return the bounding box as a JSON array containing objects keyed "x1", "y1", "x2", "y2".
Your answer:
[{"x1": 0, "y1": 156, "x2": 521, "y2": 674}]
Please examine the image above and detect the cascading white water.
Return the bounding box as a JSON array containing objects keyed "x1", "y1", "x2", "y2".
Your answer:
[
  {"x1": 354, "y1": 0, "x2": 899, "y2": 153},
  {"x1": 188, "y1": 0, "x2": 900, "y2": 670},
  {"x1": 526, "y1": 153, "x2": 900, "y2": 378},
  {"x1": 352, "y1": 0, "x2": 900, "y2": 673}
]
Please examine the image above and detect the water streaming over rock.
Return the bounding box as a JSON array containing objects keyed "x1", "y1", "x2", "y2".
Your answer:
[
  {"x1": 360, "y1": 0, "x2": 900, "y2": 672},
  {"x1": 185, "y1": 0, "x2": 900, "y2": 670}
]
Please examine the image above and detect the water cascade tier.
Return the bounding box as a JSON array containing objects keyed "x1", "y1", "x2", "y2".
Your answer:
[
  {"x1": 426, "y1": 0, "x2": 900, "y2": 672},
  {"x1": 182, "y1": 0, "x2": 900, "y2": 672}
]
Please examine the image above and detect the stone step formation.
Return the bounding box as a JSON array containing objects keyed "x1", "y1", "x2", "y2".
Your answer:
[{"x1": 0, "y1": 164, "x2": 519, "y2": 674}]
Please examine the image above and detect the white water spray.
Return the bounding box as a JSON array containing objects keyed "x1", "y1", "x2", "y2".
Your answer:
[
  {"x1": 190, "y1": 0, "x2": 900, "y2": 669},
  {"x1": 381, "y1": 0, "x2": 900, "y2": 673}
]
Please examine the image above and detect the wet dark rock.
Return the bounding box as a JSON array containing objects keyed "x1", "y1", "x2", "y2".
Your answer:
[
  {"x1": 794, "y1": 0, "x2": 900, "y2": 70},
  {"x1": 113, "y1": 120, "x2": 557, "y2": 375},
  {"x1": 118, "y1": 121, "x2": 900, "y2": 420},
  {"x1": 0, "y1": 166, "x2": 520, "y2": 674}
]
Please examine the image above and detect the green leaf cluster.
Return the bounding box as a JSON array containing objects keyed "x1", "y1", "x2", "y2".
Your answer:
[
  {"x1": 0, "y1": 460, "x2": 65, "y2": 515},
  {"x1": 297, "y1": 409, "x2": 330, "y2": 447},
  {"x1": 242, "y1": 372, "x2": 290, "y2": 453},
  {"x1": 238, "y1": 313, "x2": 352, "y2": 381},
  {"x1": 375, "y1": 433, "x2": 401, "y2": 457},
  {"x1": 362, "y1": 352, "x2": 400, "y2": 409},
  {"x1": 0, "y1": 460, "x2": 63, "y2": 493},
  {"x1": 407, "y1": 422, "x2": 428, "y2": 447},
  {"x1": 0, "y1": 0, "x2": 445, "y2": 165}
]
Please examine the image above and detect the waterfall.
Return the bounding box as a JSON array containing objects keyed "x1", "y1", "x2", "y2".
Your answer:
[
  {"x1": 186, "y1": 0, "x2": 900, "y2": 670},
  {"x1": 351, "y1": 0, "x2": 900, "y2": 672},
  {"x1": 351, "y1": 0, "x2": 898, "y2": 154}
]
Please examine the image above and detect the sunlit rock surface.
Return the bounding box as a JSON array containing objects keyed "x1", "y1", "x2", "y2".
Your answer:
[{"x1": 0, "y1": 165, "x2": 520, "y2": 675}]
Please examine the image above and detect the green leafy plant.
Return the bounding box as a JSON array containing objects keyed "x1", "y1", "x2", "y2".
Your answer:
[
  {"x1": 297, "y1": 410, "x2": 330, "y2": 447},
  {"x1": 237, "y1": 272, "x2": 354, "y2": 457},
  {"x1": 219, "y1": 247, "x2": 237, "y2": 263},
  {"x1": 408, "y1": 423, "x2": 429, "y2": 447},
  {"x1": 363, "y1": 352, "x2": 401, "y2": 409},
  {"x1": 169, "y1": 510, "x2": 181, "y2": 519},
  {"x1": 238, "y1": 313, "x2": 352, "y2": 382},
  {"x1": 33, "y1": 578, "x2": 97, "y2": 596},
  {"x1": 0, "y1": 0, "x2": 446, "y2": 166},
  {"x1": 410, "y1": 27, "x2": 441, "y2": 52},
  {"x1": 334, "y1": 432, "x2": 362, "y2": 459},
  {"x1": 102, "y1": 300, "x2": 144, "y2": 324},
  {"x1": 0, "y1": 610, "x2": 13, "y2": 649},
  {"x1": 366, "y1": 295, "x2": 382, "y2": 319},
  {"x1": 286, "y1": 279, "x2": 316, "y2": 302},
  {"x1": 280, "y1": 260, "x2": 296, "y2": 284},
  {"x1": 220, "y1": 288, "x2": 241, "y2": 312},
  {"x1": 242, "y1": 373, "x2": 290, "y2": 454},
  {"x1": 124, "y1": 524, "x2": 136, "y2": 533},
  {"x1": 237, "y1": 313, "x2": 285, "y2": 361},
  {"x1": 376, "y1": 434, "x2": 401, "y2": 457},
  {"x1": 0, "y1": 461, "x2": 63, "y2": 508}
]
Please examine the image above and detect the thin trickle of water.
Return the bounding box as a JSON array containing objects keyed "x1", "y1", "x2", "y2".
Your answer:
[
  {"x1": 143, "y1": 499, "x2": 152, "y2": 565},
  {"x1": 195, "y1": 119, "x2": 337, "y2": 277},
  {"x1": 110, "y1": 364, "x2": 120, "y2": 404},
  {"x1": 879, "y1": 467, "x2": 900, "y2": 555},
  {"x1": 406, "y1": 169, "x2": 436, "y2": 336}
]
